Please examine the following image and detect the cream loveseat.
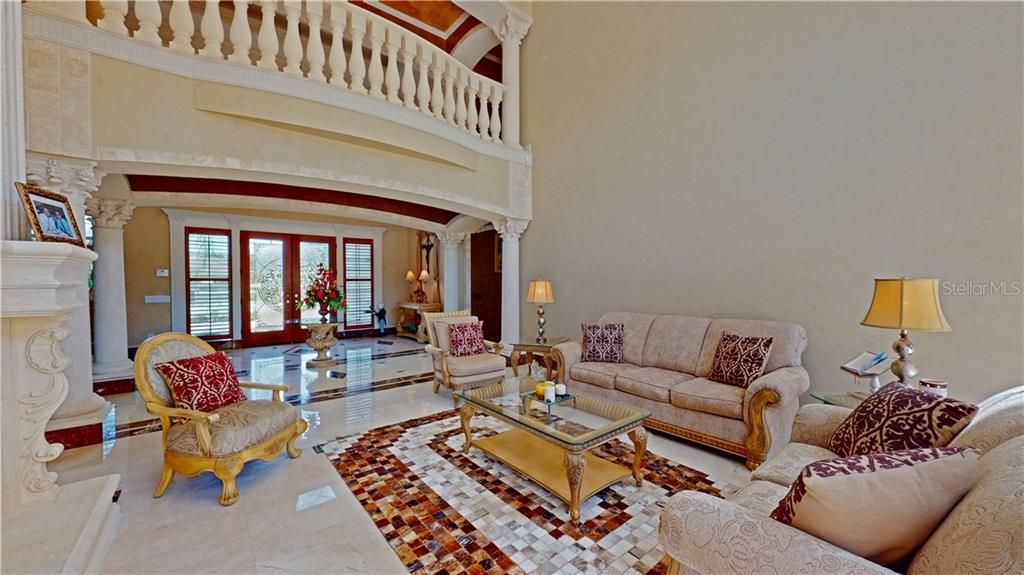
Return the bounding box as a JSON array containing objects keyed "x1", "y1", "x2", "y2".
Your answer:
[
  {"x1": 658, "y1": 386, "x2": 1024, "y2": 574},
  {"x1": 553, "y1": 313, "x2": 809, "y2": 469}
]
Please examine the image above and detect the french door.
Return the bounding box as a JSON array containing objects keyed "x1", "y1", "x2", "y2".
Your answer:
[{"x1": 240, "y1": 231, "x2": 337, "y2": 346}]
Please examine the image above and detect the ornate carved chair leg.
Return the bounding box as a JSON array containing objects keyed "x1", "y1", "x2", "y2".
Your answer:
[
  {"x1": 563, "y1": 451, "x2": 585, "y2": 525},
  {"x1": 213, "y1": 457, "x2": 244, "y2": 506},
  {"x1": 287, "y1": 419, "x2": 307, "y2": 458},
  {"x1": 153, "y1": 462, "x2": 175, "y2": 498},
  {"x1": 628, "y1": 427, "x2": 647, "y2": 486},
  {"x1": 664, "y1": 555, "x2": 680, "y2": 575},
  {"x1": 459, "y1": 403, "x2": 475, "y2": 453},
  {"x1": 432, "y1": 377, "x2": 441, "y2": 393}
]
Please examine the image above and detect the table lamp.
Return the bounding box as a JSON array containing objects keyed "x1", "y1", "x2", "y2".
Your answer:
[
  {"x1": 414, "y1": 269, "x2": 429, "y2": 303},
  {"x1": 527, "y1": 279, "x2": 554, "y2": 344},
  {"x1": 861, "y1": 278, "x2": 951, "y2": 385}
]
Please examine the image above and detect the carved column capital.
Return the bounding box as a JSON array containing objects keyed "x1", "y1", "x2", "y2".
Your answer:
[
  {"x1": 25, "y1": 154, "x2": 103, "y2": 209},
  {"x1": 437, "y1": 231, "x2": 467, "y2": 249},
  {"x1": 495, "y1": 13, "x2": 531, "y2": 47},
  {"x1": 86, "y1": 197, "x2": 134, "y2": 229},
  {"x1": 493, "y1": 217, "x2": 529, "y2": 241}
]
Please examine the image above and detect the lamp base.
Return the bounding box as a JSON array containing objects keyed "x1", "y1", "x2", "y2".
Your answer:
[
  {"x1": 890, "y1": 329, "x2": 919, "y2": 385},
  {"x1": 535, "y1": 304, "x2": 547, "y2": 344}
]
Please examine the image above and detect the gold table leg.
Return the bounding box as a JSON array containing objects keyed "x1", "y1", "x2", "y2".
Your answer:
[
  {"x1": 543, "y1": 353, "x2": 554, "y2": 380},
  {"x1": 510, "y1": 348, "x2": 522, "y2": 376},
  {"x1": 628, "y1": 427, "x2": 647, "y2": 486},
  {"x1": 460, "y1": 404, "x2": 476, "y2": 453},
  {"x1": 563, "y1": 451, "x2": 586, "y2": 525}
]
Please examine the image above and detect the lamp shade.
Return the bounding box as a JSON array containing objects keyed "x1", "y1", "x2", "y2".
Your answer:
[
  {"x1": 861, "y1": 278, "x2": 952, "y2": 331},
  {"x1": 418, "y1": 269, "x2": 430, "y2": 281},
  {"x1": 405, "y1": 270, "x2": 415, "y2": 282},
  {"x1": 527, "y1": 279, "x2": 554, "y2": 304}
]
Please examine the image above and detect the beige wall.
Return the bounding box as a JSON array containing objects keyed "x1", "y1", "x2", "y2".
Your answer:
[
  {"x1": 123, "y1": 206, "x2": 416, "y2": 347},
  {"x1": 521, "y1": 2, "x2": 1023, "y2": 403}
]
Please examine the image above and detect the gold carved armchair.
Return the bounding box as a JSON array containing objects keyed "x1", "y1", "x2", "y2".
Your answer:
[
  {"x1": 422, "y1": 311, "x2": 505, "y2": 405},
  {"x1": 133, "y1": 332, "x2": 308, "y2": 506}
]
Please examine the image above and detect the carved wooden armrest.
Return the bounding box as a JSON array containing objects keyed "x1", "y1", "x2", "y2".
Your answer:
[
  {"x1": 425, "y1": 345, "x2": 451, "y2": 377},
  {"x1": 146, "y1": 402, "x2": 219, "y2": 457},
  {"x1": 484, "y1": 340, "x2": 503, "y2": 354},
  {"x1": 238, "y1": 381, "x2": 289, "y2": 401}
]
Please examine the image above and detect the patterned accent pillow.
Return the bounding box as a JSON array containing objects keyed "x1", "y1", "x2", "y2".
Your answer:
[
  {"x1": 770, "y1": 447, "x2": 979, "y2": 565},
  {"x1": 449, "y1": 322, "x2": 487, "y2": 357},
  {"x1": 827, "y1": 382, "x2": 978, "y2": 457},
  {"x1": 581, "y1": 323, "x2": 624, "y2": 363},
  {"x1": 707, "y1": 332, "x2": 775, "y2": 387},
  {"x1": 155, "y1": 351, "x2": 247, "y2": 412}
]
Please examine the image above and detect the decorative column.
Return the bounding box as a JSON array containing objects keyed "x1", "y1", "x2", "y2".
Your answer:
[
  {"x1": 1, "y1": 0, "x2": 26, "y2": 240},
  {"x1": 437, "y1": 231, "x2": 466, "y2": 312},
  {"x1": 493, "y1": 218, "x2": 529, "y2": 347},
  {"x1": 85, "y1": 197, "x2": 135, "y2": 381},
  {"x1": 494, "y1": 13, "x2": 531, "y2": 149},
  {"x1": 26, "y1": 154, "x2": 111, "y2": 430}
]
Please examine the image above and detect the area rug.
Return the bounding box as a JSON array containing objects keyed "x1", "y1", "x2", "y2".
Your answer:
[{"x1": 316, "y1": 410, "x2": 732, "y2": 575}]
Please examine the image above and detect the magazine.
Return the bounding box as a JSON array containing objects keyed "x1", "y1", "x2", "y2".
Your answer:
[{"x1": 841, "y1": 351, "x2": 894, "y2": 377}]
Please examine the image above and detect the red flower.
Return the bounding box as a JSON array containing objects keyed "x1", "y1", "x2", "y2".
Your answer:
[{"x1": 317, "y1": 290, "x2": 324, "y2": 298}]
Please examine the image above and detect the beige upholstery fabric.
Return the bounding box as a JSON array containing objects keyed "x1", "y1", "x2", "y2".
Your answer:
[
  {"x1": 791, "y1": 404, "x2": 855, "y2": 448},
  {"x1": 448, "y1": 371, "x2": 505, "y2": 387},
  {"x1": 446, "y1": 353, "x2": 506, "y2": 377},
  {"x1": 640, "y1": 315, "x2": 711, "y2": 373},
  {"x1": 614, "y1": 366, "x2": 693, "y2": 403},
  {"x1": 910, "y1": 435, "x2": 1024, "y2": 574},
  {"x1": 552, "y1": 341, "x2": 582, "y2": 385},
  {"x1": 752, "y1": 442, "x2": 838, "y2": 486},
  {"x1": 432, "y1": 316, "x2": 479, "y2": 353},
  {"x1": 695, "y1": 318, "x2": 807, "y2": 377},
  {"x1": 596, "y1": 312, "x2": 658, "y2": 365},
  {"x1": 166, "y1": 400, "x2": 298, "y2": 457},
  {"x1": 569, "y1": 362, "x2": 633, "y2": 390},
  {"x1": 669, "y1": 377, "x2": 745, "y2": 419},
  {"x1": 143, "y1": 338, "x2": 214, "y2": 405},
  {"x1": 950, "y1": 385, "x2": 1024, "y2": 455},
  {"x1": 659, "y1": 492, "x2": 897, "y2": 575},
  {"x1": 729, "y1": 479, "x2": 788, "y2": 517},
  {"x1": 423, "y1": 310, "x2": 471, "y2": 346}
]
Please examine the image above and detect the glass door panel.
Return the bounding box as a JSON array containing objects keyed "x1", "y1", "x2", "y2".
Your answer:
[
  {"x1": 297, "y1": 240, "x2": 333, "y2": 327},
  {"x1": 248, "y1": 237, "x2": 286, "y2": 333}
]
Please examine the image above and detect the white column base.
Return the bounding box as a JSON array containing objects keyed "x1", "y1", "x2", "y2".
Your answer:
[
  {"x1": 92, "y1": 360, "x2": 135, "y2": 382},
  {"x1": 1, "y1": 474, "x2": 121, "y2": 574}
]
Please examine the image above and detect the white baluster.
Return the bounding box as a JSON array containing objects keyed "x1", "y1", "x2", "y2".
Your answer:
[
  {"x1": 134, "y1": 0, "x2": 163, "y2": 45},
  {"x1": 282, "y1": 0, "x2": 303, "y2": 75},
  {"x1": 228, "y1": 0, "x2": 252, "y2": 64},
  {"x1": 455, "y1": 69, "x2": 467, "y2": 130},
  {"x1": 489, "y1": 84, "x2": 503, "y2": 143},
  {"x1": 199, "y1": 0, "x2": 224, "y2": 59},
  {"x1": 466, "y1": 76, "x2": 479, "y2": 136},
  {"x1": 477, "y1": 81, "x2": 490, "y2": 140},
  {"x1": 98, "y1": 0, "x2": 129, "y2": 36},
  {"x1": 415, "y1": 45, "x2": 431, "y2": 114},
  {"x1": 306, "y1": 1, "x2": 327, "y2": 81},
  {"x1": 429, "y1": 54, "x2": 444, "y2": 120},
  {"x1": 347, "y1": 12, "x2": 367, "y2": 93},
  {"x1": 168, "y1": 0, "x2": 195, "y2": 53},
  {"x1": 399, "y1": 34, "x2": 417, "y2": 108},
  {"x1": 328, "y1": 1, "x2": 347, "y2": 85},
  {"x1": 443, "y1": 62, "x2": 457, "y2": 125},
  {"x1": 257, "y1": 1, "x2": 279, "y2": 70},
  {"x1": 366, "y1": 20, "x2": 385, "y2": 99},
  {"x1": 383, "y1": 29, "x2": 401, "y2": 104}
]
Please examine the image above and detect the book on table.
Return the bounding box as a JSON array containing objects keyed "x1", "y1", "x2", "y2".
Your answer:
[{"x1": 842, "y1": 351, "x2": 894, "y2": 377}]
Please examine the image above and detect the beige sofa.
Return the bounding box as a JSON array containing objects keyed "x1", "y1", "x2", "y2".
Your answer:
[
  {"x1": 658, "y1": 386, "x2": 1024, "y2": 574},
  {"x1": 552, "y1": 312, "x2": 809, "y2": 469}
]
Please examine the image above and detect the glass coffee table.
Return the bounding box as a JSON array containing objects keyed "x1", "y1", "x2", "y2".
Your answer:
[{"x1": 458, "y1": 376, "x2": 651, "y2": 525}]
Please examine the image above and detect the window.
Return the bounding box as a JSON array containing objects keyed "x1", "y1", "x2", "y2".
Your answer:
[
  {"x1": 186, "y1": 228, "x2": 231, "y2": 339},
  {"x1": 343, "y1": 238, "x2": 373, "y2": 328}
]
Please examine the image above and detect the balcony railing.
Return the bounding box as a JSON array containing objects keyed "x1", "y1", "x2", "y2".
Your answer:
[{"x1": 52, "y1": 0, "x2": 513, "y2": 147}]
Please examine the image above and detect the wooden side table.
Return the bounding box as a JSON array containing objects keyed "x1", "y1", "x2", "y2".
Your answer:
[
  {"x1": 510, "y1": 337, "x2": 569, "y2": 381},
  {"x1": 397, "y1": 302, "x2": 441, "y2": 343}
]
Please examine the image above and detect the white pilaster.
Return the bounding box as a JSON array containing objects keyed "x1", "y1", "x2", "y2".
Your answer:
[
  {"x1": 86, "y1": 197, "x2": 134, "y2": 381},
  {"x1": 437, "y1": 231, "x2": 466, "y2": 312},
  {"x1": 493, "y1": 217, "x2": 528, "y2": 347},
  {"x1": 26, "y1": 154, "x2": 111, "y2": 430},
  {"x1": 1, "y1": 0, "x2": 27, "y2": 240},
  {"x1": 494, "y1": 14, "x2": 530, "y2": 149}
]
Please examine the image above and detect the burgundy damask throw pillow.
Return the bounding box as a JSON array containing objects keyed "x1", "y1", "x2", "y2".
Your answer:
[
  {"x1": 770, "y1": 447, "x2": 979, "y2": 565},
  {"x1": 707, "y1": 332, "x2": 774, "y2": 387},
  {"x1": 827, "y1": 382, "x2": 978, "y2": 457},
  {"x1": 449, "y1": 321, "x2": 487, "y2": 357},
  {"x1": 581, "y1": 323, "x2": 625, "y2": 363},
  {"x1": 155, "y1": 351, "x2": 247, "y2": 412}
]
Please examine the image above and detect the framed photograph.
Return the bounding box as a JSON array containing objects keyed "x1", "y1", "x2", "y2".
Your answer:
[{"x1": 16, "y1": 182, "x2": 85, "y2": 247}]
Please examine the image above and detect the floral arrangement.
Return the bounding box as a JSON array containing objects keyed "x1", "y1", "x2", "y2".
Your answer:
[{"x1": 297, "y1": 264, "x2": 346, "y2": 321}]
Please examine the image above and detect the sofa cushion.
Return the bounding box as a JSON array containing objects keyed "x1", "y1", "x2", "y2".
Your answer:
[
  {"x1": 670, "y1": 377, "x2": 746, "y2": 420},
  {"x1": 597, "y1": 312, "x2": 658, "y2": 365},
  {"x1": 751, "y1": 442, "x2": 838, "y2": 486},
  {"x1": 570, "y1": 362, "x2": 633, "y2": 390},
  {"x1": 640, "y1": 315, "x2": 711, "y2": 373},
  {"x1": 827, "y1": 382, "x2": 978, "y2": 457},
  {"x1": 446, "y1": 353, "x2": 505, "y2": 377},
  {"x1": 166, "y1": 399, "x2": 298, "y2": 457},
  {"x1": 707, "y1": 332, "x2": 774, "y2": 388},
  {"x1": 949, "y1": 385, "x2": 1024, "y2": 455},
  {"x1": 909, "y1": 435, "x2": 1024, "y2": 574},
  {"x1": 581, "y1": 323, "x2": 624, "y2": 363},
  {"x1": 155, "y1": 351, "x2": 246, "y2": 413},
  {"x1": 614, "y1": 366, "x2": 693, "y2": 403},
  {"x1": 728, "y1": 480, "x2": 788, "y2": 517},
  {"x1": 771, "y1": 447, "x2": 979, "y2": 566},
  {"x1": 696, "y1": 318, "x2": 807, "y2": 377}
]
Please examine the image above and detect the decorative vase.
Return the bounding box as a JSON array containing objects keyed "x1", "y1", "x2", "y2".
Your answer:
[{"x1": 318, "y1": 301, "x2": 330, "y2": 323}]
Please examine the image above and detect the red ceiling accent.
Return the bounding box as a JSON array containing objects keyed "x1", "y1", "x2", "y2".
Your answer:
[{"x1": 126, "y1": 175, "x2": 459, "y2": 225}]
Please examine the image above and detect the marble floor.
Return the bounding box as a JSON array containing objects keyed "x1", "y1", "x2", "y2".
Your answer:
[{"x1": 51, "y1": 336, "x2": 752, "y2": 574}]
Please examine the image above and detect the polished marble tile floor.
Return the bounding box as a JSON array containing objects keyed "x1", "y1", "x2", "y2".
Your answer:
[{"x1": 52, "y1": 337, "x2": 752, "y2": 574}]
